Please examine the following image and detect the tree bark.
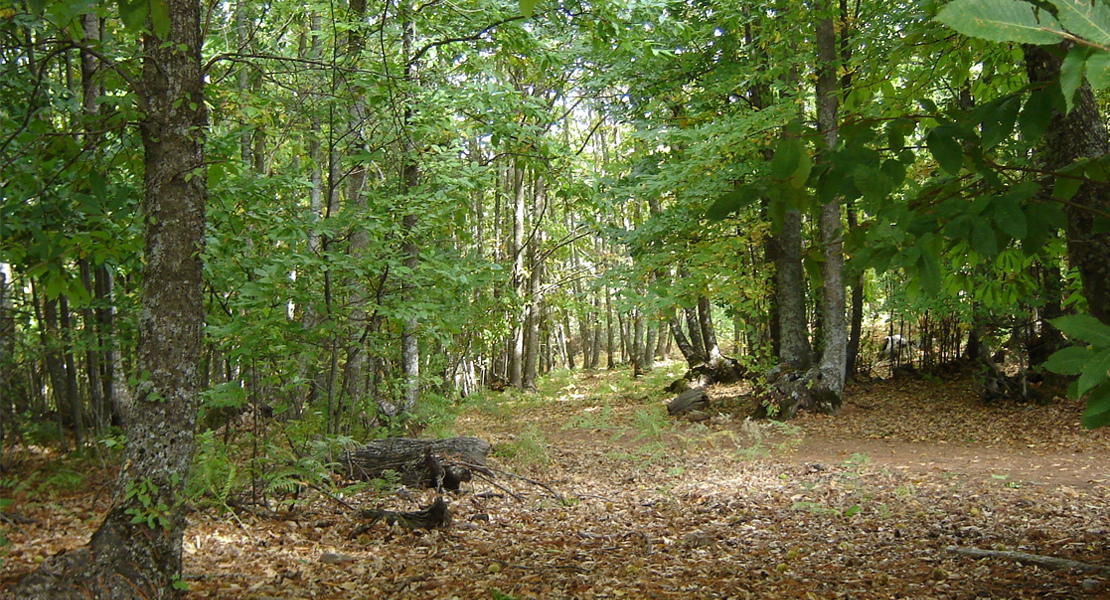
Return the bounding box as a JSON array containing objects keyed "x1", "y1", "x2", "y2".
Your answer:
[
  {"x1": 1024, "y1": 43, "x2": 1110, "y2": 326},
  {"x1": 774, "y1": 207, "x2": 812, "y2": 369},
  {"x1": 698, "y1": 295, "x2": 722, "y2": 362},
  {"x1": 399, "y1": 1, "x2": 421, "y2": 413},
  {"x1": 13, "y1": 1, "x2": 206, "y2": 596},
  {"x1": 344, "y1": 436, "x2": 490, "y2": 489},
  {"x1": 808, "y1": 0, "x2": 847, "y2": 409},
  {"x1": 669, "y1": 314, "x2": 700, "y2": 368}
]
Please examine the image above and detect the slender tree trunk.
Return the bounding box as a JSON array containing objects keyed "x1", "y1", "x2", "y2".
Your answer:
[
  {"x1": 845, "y1": 208, "x2": 865, "y2": 381},
  {"x1": 0, "y1": 263, "x2": 13, "y2": 447},
  {"x1": 509, "y1": 166, "x2": 525, "y2": 387},
  {"x1": 36, "y1": 286, "x2": 70, "y2": 451},
  {"x1": 399, "y1": 2, "x2": 421, "y2": 413},
  {"x1": 642, "y1": 323, "x2": 657, "y2": 371},
  {"x1": 605, "y1": 287, "x2": 615, "y2": 369},
  {"x1": 57, "y1": 294, "x2": 86, "y2": 448},
  {"x1": 523, "y1": 178, "x2": 545, "y2": 389},
  {"x1": 670, "y1": 314, "x2": 700, "y2": 368},
  {"x1": 94, "y1": 265, "x2": 130, "y2": 424}
]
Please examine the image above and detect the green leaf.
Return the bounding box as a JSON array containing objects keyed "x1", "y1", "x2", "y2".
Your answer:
[
  {"x1": 1052, "y1": 170, "x2": 1083, "y2": 200},
  {"x1": 117, "y1": 0, "x2": 149, "y2": 32},
  {"x1": 853, "y1": 164, "x2": 892, "y2": 207},
  {"x1": 970, "y1": 219, "x2": 998, "y2": 257},
  {"x1": 28, "y1": 0, "x2": 48, "y2": 16},
  {"x1": 926, "y1": 127, "x2": 964, "y2": 175},
  {"x1": 1060, "y1": 44, "x2": 1093, "y2": 113},
  {"x1": 771, "y1": 137, "x2": 804, "y2": 182},
  {"x1": 935, "y1": 0, "x2": 1064, "y2": 44},
  {"x1": 519, "y1": 0, "x2": 538, "y2": 17},
  {"x1": 1051, "y1": 314, "x2": 1110, "y2": 347},
  {"x1": 1081, "y1": 384, "x2": 1110, "y2": 429},
  {"x1": 918, "y1": 250, "x2": 942, "y2": 296},
  {"x1": 1086, "y1": 51, "x2": 1110, "y2": 89},
  {"x1": 981, "y1": 96, "x2": 1022, "y2": 149},
  {"x1": 706, "y1": 184, "x2": 759, "y2": 220},
  {"x1": 150, "y1": 0, "x2": 170, "y2": 39},
  {"x1": 1019, "y1": 88, "x2": 1055, "y2": 141},
  {"x1": 1044, "y1": 345, "x2": 1096, "y2": 375},
  {"x1": 1077, "y1": 348, "x2": 1110, "y2": 397},
  {"x1": 1050, "y1": 0, "x2": 1110, "y2": 47},
  {"x1": 992, "y1": 196, "x2": 1027, "y2": 239}
]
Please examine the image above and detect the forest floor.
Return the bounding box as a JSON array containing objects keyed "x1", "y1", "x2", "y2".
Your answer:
[{"x1": 3, "y1": 362, "x2": 1110, "y2": 599}]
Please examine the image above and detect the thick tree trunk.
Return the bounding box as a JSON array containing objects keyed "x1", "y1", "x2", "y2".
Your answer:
[
  {"x1": 774, "y1": 207, "x2": 812, "y2": 369},
  {"x1": 698, "y1": 295, "x2": 722, "y2": 362},
  {"x1": 1024, "y1": 44, "x2": 1110, "y2": 326},
  {"x1": 13, "y1": 1, "x2": 206, "y2": 597},
  {"x1": 683, "y1": 305, "x2": 707, "y2": 362},
  {"x1": 809, "y1": 0, "x2": 846, "y2": 408}
]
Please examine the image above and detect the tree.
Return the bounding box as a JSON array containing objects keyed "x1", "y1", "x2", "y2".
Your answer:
[{"x1": 12, "y1": 0, "x2": 207, "y2": 596}]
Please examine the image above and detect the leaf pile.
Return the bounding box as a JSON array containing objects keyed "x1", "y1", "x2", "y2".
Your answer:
[{"x1": 3, "y1": 366, "x2": 1108, "y2": 599}]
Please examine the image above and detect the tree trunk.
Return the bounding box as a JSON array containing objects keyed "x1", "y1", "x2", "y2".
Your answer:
[
  {"x1": 698, "y1": 295, "x2": 722, "y2": 362},
  {"x1": 844, "y1": 208, "x2": 865, "y2": 381},
  {"x1": 13, "y1": 1, "x2": 207, "y2": 596},
  {"x1": 94, "y1": 264, "x2": 130, "y2": 425},
  {"x1": 808, "y1": 0, "x2": 847, "y2": 409},
  {"x1": 395, "y1": 2, "x2": 421, "y2": 414},
  {"x1": 669, "y1": 314, "x2": 700, "y2": 368},
  {"x1": 683, "y1": 305, "x2": 708, "y2": 363},
  {"x1": 509, "y1": 166, "x2": 525, "y2": 387},
  {"x1": 642, "y1": 322, "x2": 657, "y2": 371},
  {"x1": 1024, "y1": 43, "x2": 1110, "y2": 326},
  {"x1": 605, "y1": 286, "x2": 615, "y2": 369},
  {"x1": 523, "y1": 178, "x2": 545, "y2": 389},
  {"x1": 774, "y1": 207, "x2": 812, "y2": 370},
  {"x1": 57, "y1": 294, "x2": 86, "y2": 447},
  {"x1": 35, "y1": 285, "x2": 70, "y2": 451}
]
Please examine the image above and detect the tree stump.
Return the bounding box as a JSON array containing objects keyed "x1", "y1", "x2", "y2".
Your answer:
[
  {"x1": 343, "y1": 437, "x2": 490, "y2": 490},
  {"x1": 667, "y1": 388, "x2": 708, "y2": 416}
]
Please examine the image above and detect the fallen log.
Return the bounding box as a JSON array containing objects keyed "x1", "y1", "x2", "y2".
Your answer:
[
  {"x1": 353, "y1": 497, "x2": 452, "y2": 533},
  {"x1": 343, "y1": 437, "x2": 491, "y2": 490},
  {"x1": 667, "y1": 388, "x2": 708, "y2": 416},
  {"x1": 948, "y1": 546, "x2": 1110, "y2": 576}
]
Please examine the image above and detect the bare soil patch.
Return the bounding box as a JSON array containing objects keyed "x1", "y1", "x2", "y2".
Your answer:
[{"x1": 3, "y1": 364, "x2": 1109, "y2": 599}]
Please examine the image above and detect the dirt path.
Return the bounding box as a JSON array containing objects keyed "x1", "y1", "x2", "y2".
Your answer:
[{"x1": 787, "y1": 435, "x2": 1110, "y2": 488}]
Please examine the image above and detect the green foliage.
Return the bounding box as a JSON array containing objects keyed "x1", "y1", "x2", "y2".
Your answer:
[
  {"x1": 1044, "y1": 314, "x2": 1110, "y2": 428},
  {"x1": 935, "y1": 0, "x2": 1064, "y2": 45},
  {"x1": 494, "y1": 426, "x2": 549, "y2": 466},
  {"x1": 124, "y1": 478, "x2": 172, "y2": 529}
]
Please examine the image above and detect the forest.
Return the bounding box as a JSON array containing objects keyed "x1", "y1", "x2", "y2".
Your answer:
[{"x1": 2, "y1": 0, "x2": 1110, "y2": 598}]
